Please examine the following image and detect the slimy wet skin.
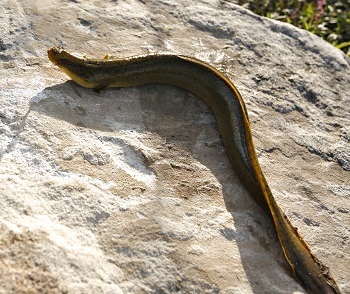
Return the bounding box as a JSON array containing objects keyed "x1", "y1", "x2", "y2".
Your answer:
[{"x1": 48, "y1": 47, "x2": 340, "y2": 293}]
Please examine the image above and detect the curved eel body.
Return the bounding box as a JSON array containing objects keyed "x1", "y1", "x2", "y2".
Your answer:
[{"x1": 48, "y1": 47, "x2": 340, "y2": 293}]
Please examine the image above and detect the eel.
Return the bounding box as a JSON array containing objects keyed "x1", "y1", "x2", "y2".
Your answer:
[{"x1": 47, "y1": 47, "x2": 340, "y2": 293}]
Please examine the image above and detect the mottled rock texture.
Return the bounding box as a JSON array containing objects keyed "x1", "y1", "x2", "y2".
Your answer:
[{"x1": 0, "y1": 0, "x2": 349, "y2": 293}]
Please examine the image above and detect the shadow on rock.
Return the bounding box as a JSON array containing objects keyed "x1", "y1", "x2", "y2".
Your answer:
[{"x1": 30, "y1": 81, "x2": 304, "y2": 293}]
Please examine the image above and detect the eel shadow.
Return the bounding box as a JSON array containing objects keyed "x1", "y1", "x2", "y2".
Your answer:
[{"x1": 30, "y1": 81, "x2": 304, "y2": 293}]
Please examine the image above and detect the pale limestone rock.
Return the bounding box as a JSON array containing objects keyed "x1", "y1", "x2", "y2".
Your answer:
[{"x1": 0, "y1": 0, "x2": 349, "y2": 293}]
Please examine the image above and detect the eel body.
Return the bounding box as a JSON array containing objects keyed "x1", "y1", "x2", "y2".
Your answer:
[{"x1": 48, "y1": 47, "x2": 340, "y2": 293}]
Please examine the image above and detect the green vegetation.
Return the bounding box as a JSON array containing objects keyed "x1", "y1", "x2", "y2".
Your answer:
[{"x1": 238, "y1": 0, "x2": 350, "y2": 56}]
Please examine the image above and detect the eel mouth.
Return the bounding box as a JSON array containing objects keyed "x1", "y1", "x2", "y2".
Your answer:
[
  {"x1": 47, "y1": 47, "x2": 63, "y2": 66},
  {"x1": 47, "y1": 47, "x2": 100, "y2": 89}
]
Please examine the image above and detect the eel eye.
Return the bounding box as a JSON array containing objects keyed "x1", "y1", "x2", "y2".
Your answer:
[{"x1": 48, "y1": 47, "x2": 65, "y2": 66}]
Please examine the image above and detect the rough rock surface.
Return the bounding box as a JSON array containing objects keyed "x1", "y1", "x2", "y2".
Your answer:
[{"x1": 0, "y1": 0, "x2": 349, "y2": 293}]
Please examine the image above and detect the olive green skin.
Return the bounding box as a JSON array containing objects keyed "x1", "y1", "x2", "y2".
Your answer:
[{"x1": 48, "y1": 47, "x2": 340, "y2": 293}]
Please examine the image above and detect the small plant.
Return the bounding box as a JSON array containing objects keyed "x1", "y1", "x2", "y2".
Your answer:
[{"x1": 238, "y1": 0, "x2": 350, "y2": 56}]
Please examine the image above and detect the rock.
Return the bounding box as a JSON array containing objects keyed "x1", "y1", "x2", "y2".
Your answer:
[{"x1": 0, "y1": 0, "x2": 349, "y2": 293}]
